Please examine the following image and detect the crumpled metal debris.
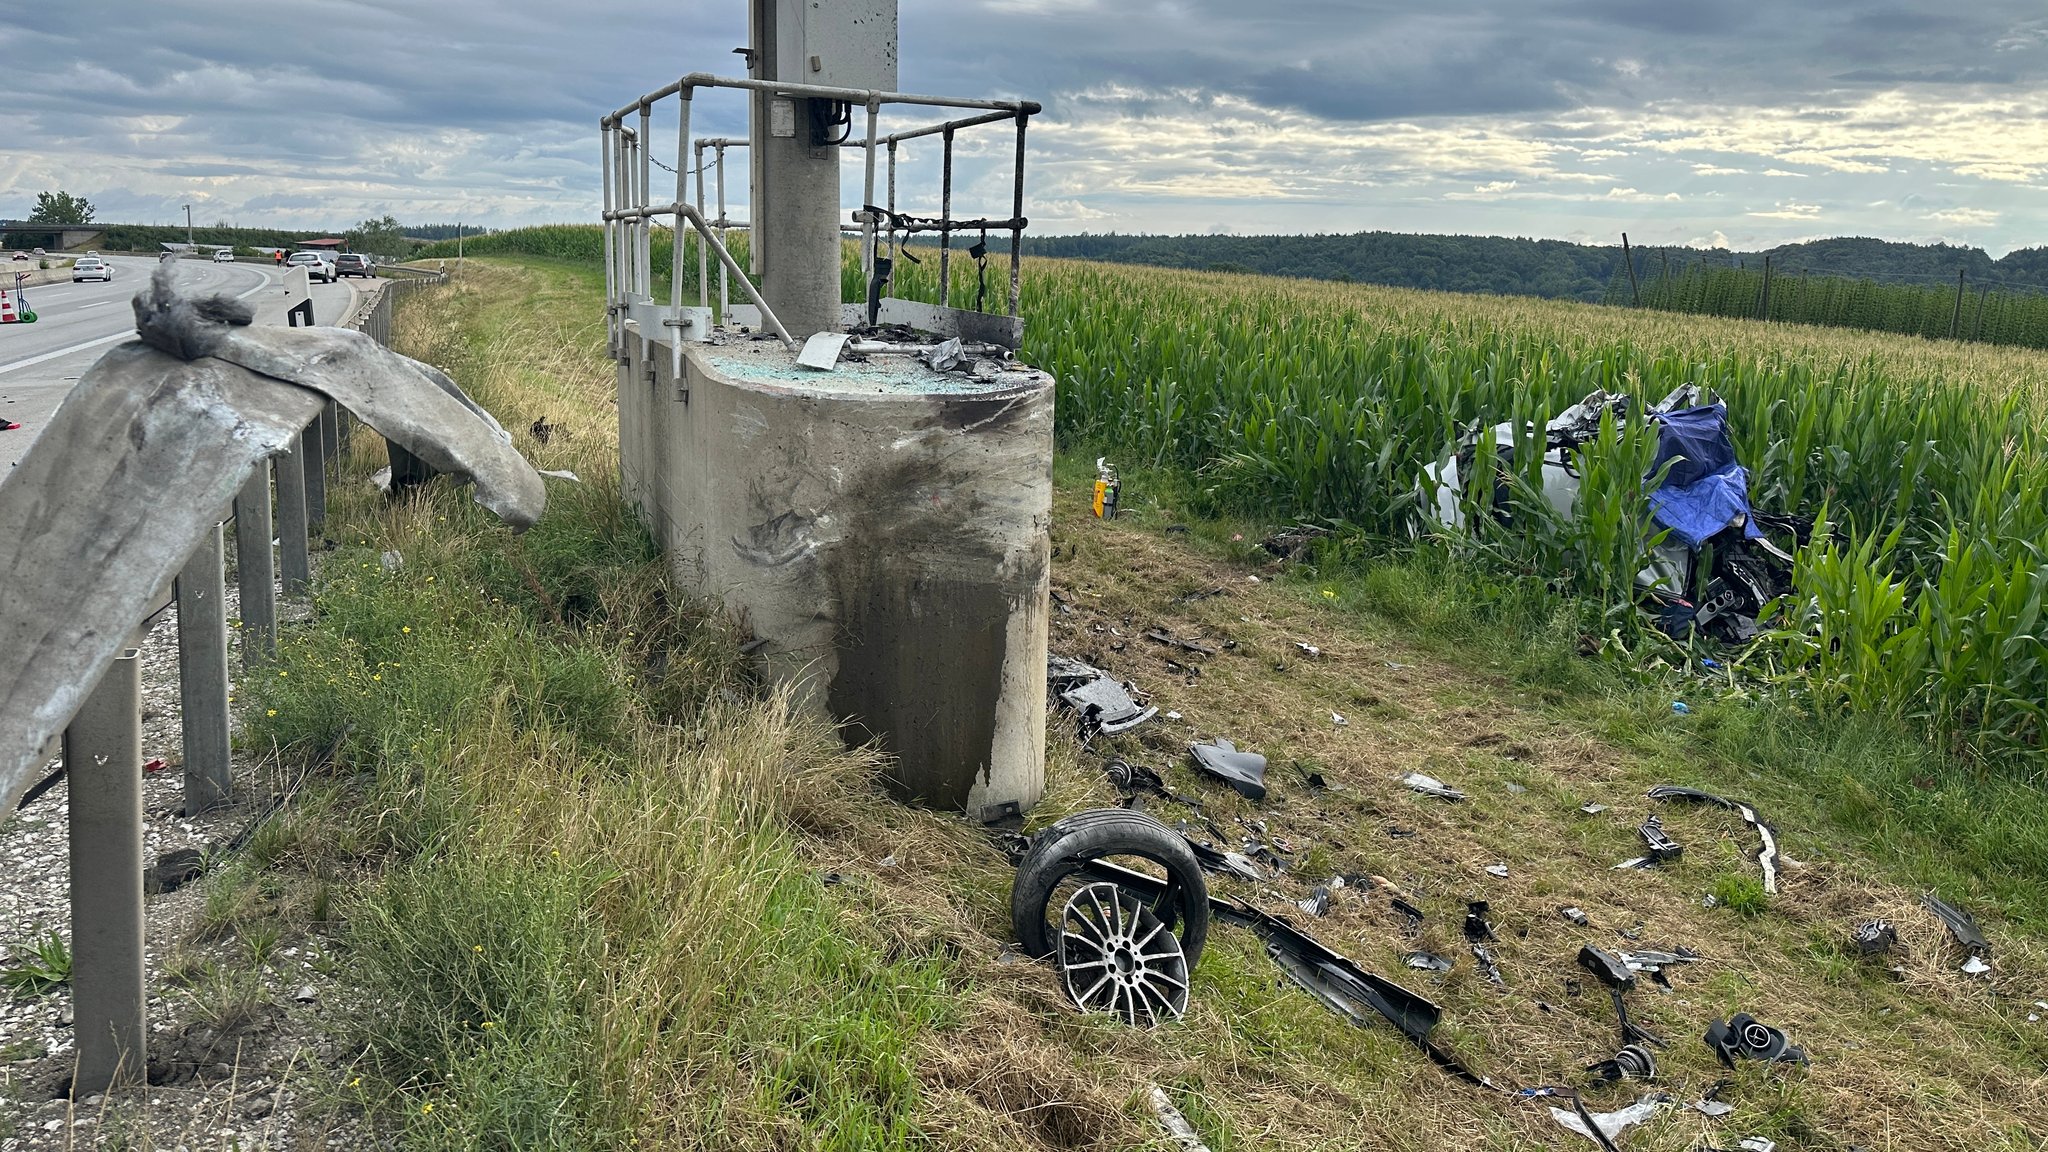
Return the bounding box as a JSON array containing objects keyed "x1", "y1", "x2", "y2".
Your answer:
[
  {"x1": 1586, "y1": 1042, "x2": 1658, "y2": 1083},
  {"x1": 0, "y1": 267, "x2": 545, "y2": 810},
  {"x1": 1189, "y1": 738, "x2": 1267, "y2": 801},
  {"x1": 1048, "y1": 653, "x2": 1157, "y2": 735},
  {"x1": 1852, "y1": 919, "x2": 1897, "y2": 956},
  {"x1": 1148, "y1": 1087, "x2": 1213, "y2": 1152}
]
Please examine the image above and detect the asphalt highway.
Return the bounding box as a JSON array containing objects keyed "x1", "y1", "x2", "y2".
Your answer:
[{"x1": 0, "y1": 255, "x2": 361, "y2": 475}]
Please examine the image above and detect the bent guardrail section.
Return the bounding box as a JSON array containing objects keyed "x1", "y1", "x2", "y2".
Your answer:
[{"x1": 0, "y1": 264, "x2": 524, "y2": 1094}]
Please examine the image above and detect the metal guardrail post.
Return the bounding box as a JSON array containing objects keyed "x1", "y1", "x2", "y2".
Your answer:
[
  {"x1": 64, "y1": 648, "x2": 145, "y2": 1094},
  {"x1": 322, "y1": 398, "x2": 340, "y2": 462},
  {"x1": 276, "y1": 446, "x2": 312, "y2": 597},
  {"x1": 176, "y1": 522, "x2": 233, "y2": 813},
  {"x1": 233, "y1": 467, "x2": 276, "y2": 664},
  {"x1": 301, "y1": 421, "x2": 327, "y2": 530}
]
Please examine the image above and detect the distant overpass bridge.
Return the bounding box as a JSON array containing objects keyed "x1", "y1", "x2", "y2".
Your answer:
[{"x1": 0, "y1": 222, "x2": 108, "y2": 250}]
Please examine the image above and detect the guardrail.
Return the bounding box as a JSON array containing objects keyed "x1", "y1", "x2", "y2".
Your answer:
[{"x1": 4, "y1": 269, "x2": 448, "y2": 1094}]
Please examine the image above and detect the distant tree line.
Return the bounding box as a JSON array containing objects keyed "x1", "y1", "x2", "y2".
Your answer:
[{"x1": 1018, "y1": 232, "x2": 2048, "y2": 303}]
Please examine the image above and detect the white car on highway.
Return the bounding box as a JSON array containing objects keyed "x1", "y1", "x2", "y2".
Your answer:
[
  {"x1": 286, "y1": 251, "x2": 337, "y2": 283},
  {"x1": 212, "y1": 250, "x2": 235, "y2": 263},
  {"x1": 71, "y1": 256, "x2": 112, "y2": 283}
]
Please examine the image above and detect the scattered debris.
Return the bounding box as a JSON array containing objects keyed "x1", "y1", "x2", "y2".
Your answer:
[
  {"x1": 1561, "y1": 906, "x2": 1591, "y2": 926},
  {"x1": 1055, "y1": 882, "x2": 1190, "y2": 1027},
  {"x1": 1639, "y1": 814, "x2": 1682, "y2": 863},
  {"x1": 142, "y1": 757, "x2": 167, "y2": 775},
  {"x1": 1463, "y1": 901, "x2": 1496, "y2": 942},
  {"x1": 1579, "y1": 802, "x2": 1610, "y2": 815},
  {"x1": 1548, "y1": 1092, "x2": 1673, "y2": 1148},
  {"x1": 1145, "y1": 629, "x2": 1219, "y2": 656},
  {"x1": 1182, "y1": 834, "x2": 1262, "y2": 882},
  {"x1": 1962, "y1": 955, "x2": 1992, "y2": 977},
  {"x1": 1296, "y1": 886, "x2": 1332, "y2": 917},
  {"x1": 1922, "y1": 893, "x2": 1990, "y2": 957},
  {"x1": 1471, "y1": 945, "x2": 1504, "y2": 985},
  {"x1": 1399, "y1": 771, "x2": 1466, "y2": 801},
  {"x1": 1405, "y1": 950, "x2": 1455, "y2": 973},
  {"x1": 1580, "y1": 945, "x2": 1667, "y2": 1049},
  {"x1": 1189, "y1": 738, "x2": 1268, "y2": 801},
  {"x1": 1704, "y1": 1013, "x2": 1808, "y2": 1069},
  {"x1": 1331, "y1": 711, "x2": 1348, "y2": 728},
  {"x1": 1615, "y1": 947, "x2": 1701, "y2": 988},
  {"x1": 528, "y1": 415, "x2": 561, "y2": 443},
  {"x1": 1671, "y1": 701, "x2": 1691, "y2": 715},
  {"x1": 1851, "y1": 919, "x2": 1897, "y2": 956},
  {"x1": 1048, "y1": 653, "x2": 1158, "y2": 735},
  {"x1": 1259, "y1": 524, "x2": 1329, "y2": 561},
  {"x1": 1294, "y1": 641, "x2": 1321, "y2": 658},
  {"x1": 1586, "y1": 1043, "x2": 1658, "y2": 1083},
  {"x1": 1485, "y1": 863, "x2": 1510, "y2": 879},
  {"x1": 143, "y1": 846, "x2": 206, "y2": 895},
  {"x1": 1104, "y1": 758, "x2": 1169, "y2": 799},
  {"x1": 1147, "y1": 1087, "x2": 1214, "y2": 1152},
  {"x1": 1647, "y1": 785, "x2": 1782, "y2": 894}
]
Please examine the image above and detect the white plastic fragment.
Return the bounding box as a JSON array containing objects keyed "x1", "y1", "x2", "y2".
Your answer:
[
  {"x1": 1550, "y1": 1094, "x2": 1672, "y2": 1145},
  {"x1": 1485, "y1": 864, "x2": 1509, "y2": 878},
  {"x1": 1962, "y1": 955, "x2": 1992, "y2": 976},
  {"x1": 1332, "y1": 712, "x2": 1347, "y2": 727},
  {"x1": 1693, "y1": 1099, "x2": 1737, "y2": 1118},
  {"x1": 1148, "y1": 1087, "x2": 1213, "y2": 1152}
]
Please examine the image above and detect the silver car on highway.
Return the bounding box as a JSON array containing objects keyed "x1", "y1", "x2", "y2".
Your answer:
[{"x1": 71, "y1": 257, "x2": 112, "y2": 283}]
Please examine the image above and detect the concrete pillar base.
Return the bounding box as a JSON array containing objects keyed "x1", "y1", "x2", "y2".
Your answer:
[{"x1": 622, "y1": 331, "x2": 1053, "y2": 818}]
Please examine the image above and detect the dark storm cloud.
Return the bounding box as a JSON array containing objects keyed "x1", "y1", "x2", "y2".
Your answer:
[{"x1": 3, "y1": 1, "x2": 2046, "y2": 246}]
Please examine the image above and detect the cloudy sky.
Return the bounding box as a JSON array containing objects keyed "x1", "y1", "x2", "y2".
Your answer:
[{"x1": 5, "y1": 1, "x2": 2047, "y2": 252}]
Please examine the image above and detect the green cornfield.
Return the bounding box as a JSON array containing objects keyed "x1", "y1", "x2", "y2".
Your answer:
[
  {"x1": 886, "y1": 257, "x2": 2048, "y2": 760},
  {"x1": 1609, "y1": 261, "x2": 2048, "y2": 350}
]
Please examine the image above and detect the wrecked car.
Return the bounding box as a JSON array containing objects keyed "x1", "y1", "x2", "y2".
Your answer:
[{"x1": 1423, "y1": 385, "x2": 1810, "y2": 643}]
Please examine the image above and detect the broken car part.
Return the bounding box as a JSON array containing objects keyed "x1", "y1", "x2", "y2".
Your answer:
[
  {"x1": 1921, "y1": 893, "x2": 1990, "y2": 957},
  {"x1": 1471, "y1": 945, "x2": 1505, "y2": 985},
  {"x1": 1463, "y1": 901, "x2": 1497, "y2": 942},
  {"x1": 1405, "y1": 951, "x2": 1455, "y2": 973},
  {"x1": 1011, "y1": 808, "x2": 1211, "y2": 968},
  {"x1": 1561, "y1": 906, "x2": 1591, "y2": 927},
  {"x1": 1616, "y1": 948, "x2": 1701, "y2": 988},
  {"x1": 1578, "y1": 945, "x2": 1667, "y2": 1049},
  {"x1": 1188, "y1": 738, "x2": 1268, "y2": 802},
  {"x1": 1646, "y1": 785, "x2": 1781, "y2": 895},
  {"x1": 1851, "y1": 919, "x2": 1897, "y2": 956},
  {"x1": 1639, "y1": 814, "x2": 1682, "y2": 863},
  {"x1": 1047, "y1": 653, "x2": 1158, "y2": 736},
  {"x1": 1399, "y1": 771, "x2": 1467, "y2": 801},
  {"x1": 1056, "y1": 882, "x2": 1190, "y2": 1027},
  {"x1": 1586, "y1": 1043, "x2": 1658, "y2": 1083},
  {"x1": 1704, "y1": 1013, "x2": 1808, "y2": 1069}
]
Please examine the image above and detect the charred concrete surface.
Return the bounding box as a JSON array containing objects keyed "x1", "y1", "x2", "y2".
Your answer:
[{"x1": 620, "y1": 328, "x2": 1052, "y2": 816}]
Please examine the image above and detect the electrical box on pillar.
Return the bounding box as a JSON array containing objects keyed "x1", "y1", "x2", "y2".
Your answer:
[{"x1": 600, "y1": 1, "x2": 1053, "y2": 822}]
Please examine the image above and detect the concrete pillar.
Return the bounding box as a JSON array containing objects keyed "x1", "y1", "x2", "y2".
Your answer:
[
  {"x1": 176, "y1": 523, "x2": 233, "y2": 814},
  {"x1": 275, "y1": 449, "x2": 311, "y2": 597},
  {"x1": 232, "y1": 467, "x2": 276, "y2": 665},
  {"x1": 640, "y1": 339, "x2": 1053, "y2": 820},
  {"x1": 300, "y1": 423, "x2": 326, "y2": 531},
  {"x1": 751, "y1": 0, "x2": 844, "y2": 337},
  {"x1": 64, "y1": 649, "x2": 145, "y2": 1094}
]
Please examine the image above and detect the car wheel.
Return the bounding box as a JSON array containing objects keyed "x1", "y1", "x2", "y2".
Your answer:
[{"x1": 1010, "y1": 808, "x2": 1211, "y2": 967}]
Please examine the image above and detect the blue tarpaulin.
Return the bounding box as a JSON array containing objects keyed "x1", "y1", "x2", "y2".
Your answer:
[{"x1": 1647, "y1": 402, "x2": 1759, "y2": 548}]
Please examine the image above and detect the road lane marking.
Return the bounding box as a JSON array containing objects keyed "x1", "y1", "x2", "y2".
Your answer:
[
  {"x1": 80, "y1": 300, "x2": 114, "y2": 309},
  {"x1": 0, "y1": 331, "x2": 133, "y2": 377}
]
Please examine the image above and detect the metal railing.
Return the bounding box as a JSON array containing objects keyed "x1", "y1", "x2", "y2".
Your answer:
[
  {"x1": 4, "y1": 271, "x2": 446, "y2": 1094},
  {"x1": 598, "y1": 72, "x2": 1039, "y2": 369}
]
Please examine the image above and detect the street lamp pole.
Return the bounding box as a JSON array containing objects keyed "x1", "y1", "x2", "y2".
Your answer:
[{"x1": 183, "y1": 204, "x2": 194, "y2": 251}]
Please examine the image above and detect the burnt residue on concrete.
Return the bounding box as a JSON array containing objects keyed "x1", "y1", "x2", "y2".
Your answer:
[{"x1": 824, "y1": 439, "x2": 1025, "y2": 810}]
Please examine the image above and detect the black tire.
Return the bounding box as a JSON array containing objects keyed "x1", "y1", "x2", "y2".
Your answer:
[{"x1": 1011, "y1": 808, "x2": 1210, "y2": 968}]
